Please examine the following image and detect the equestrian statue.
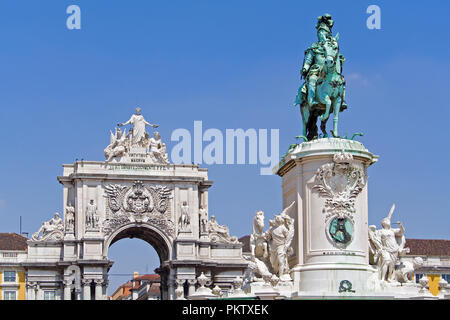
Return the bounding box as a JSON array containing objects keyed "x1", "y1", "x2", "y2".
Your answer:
[{"x1": 295, "y1": 14, "x2": 348, "y2": 141}]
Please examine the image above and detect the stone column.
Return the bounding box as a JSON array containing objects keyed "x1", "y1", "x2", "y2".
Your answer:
[
  {"x1": 63, "y1": 280, "x2": 72, "y2": 300},
  {"x1": 75, "y1": 287, "x2": 81, "y2": 300},
  {"x1": 168, "y1": 270, "x2": 176, "y2": 300},
  {"x1": 36, "y1": 284, "x2": 44, "y2": 300},
  {"x1": 168, "y1": 279, "x2": 175, "y2": 300},
  {"x1": 187, "y1": 279, "x2": 196, "y2": 297},
  {"x1": 27, "y1": 283, "x2": 37, "y2": 300},
  {"x1": 94, "y1": 280, "x2": 103, "y2": 300},
  {"x1": 82, "y1": 279, "x2": 91, "y2": 300},
  {"x1": 102, "y1": 280, "x2": 109, "y2": 300}
]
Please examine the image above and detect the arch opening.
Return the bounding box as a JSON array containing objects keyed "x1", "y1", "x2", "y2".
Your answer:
[{"x1": 105, "y1": 224, "x2": 172, "y2": 300}]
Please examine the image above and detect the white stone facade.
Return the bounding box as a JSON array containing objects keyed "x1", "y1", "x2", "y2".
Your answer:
[{"x1": 24, "y1": 110, "x2": 247, "y2": 300}]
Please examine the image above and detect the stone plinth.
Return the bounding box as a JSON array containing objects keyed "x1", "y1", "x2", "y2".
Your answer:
[{"x1": 275, "y1": 138, "x2": 378, "y2": 295}]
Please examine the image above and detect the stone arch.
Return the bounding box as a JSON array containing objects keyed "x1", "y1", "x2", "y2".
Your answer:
[{"x1": 104, "y1": 222, "x2": 173, "y2": 264}]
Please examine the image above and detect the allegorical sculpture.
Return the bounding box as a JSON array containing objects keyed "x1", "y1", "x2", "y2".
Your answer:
[
  {"x1": 86, "y1": 199, "x2": 99, "y2": 231},
  {"x1": 206, "y1": 215, "x2": 238, "y2": 244},
  {"x1": 395, "y1": 257, "x2": 424, "y2": 284},
  {"x1": 295, "y1": 14, "x2": 347, "y2": 140},
  {"x1": 65, "y1": 202, "x2": 75, "y2": 233},
  {"x1": 248, "y1": 202, "x2": 295, "y2": 283},
  {"x1": 178, "y1": 201, "x2": 191, "y2": 232},
  {"x1": 32, "y1": 213, "x2": 65, "y2": 241},
  {"x1": 104, "y1": 127, "x2": 128, "y2": 162},
  {"x1": 118, "y1": 107, "x2": 159, "y2": 147},
  {"x1": 104, "y1": 107, "x2": 169, "y2": 164},
  {"x1": 368, "y1": 204, "x2": 410, "y2": 283},
  {"x1": 148, "y1": 131, "x2": 169, "y2": 163},
  {"x1": 199, "y1": 205, "x2": 209, "y2": 234}
]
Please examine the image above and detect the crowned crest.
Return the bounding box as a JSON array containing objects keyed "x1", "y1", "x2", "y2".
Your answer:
[
  {"x1": 333, "y1": 150, "x2": 354, "y2": 164},
  {"x1": 313, "y1": 152, "x2": 366, "y2": 224}
]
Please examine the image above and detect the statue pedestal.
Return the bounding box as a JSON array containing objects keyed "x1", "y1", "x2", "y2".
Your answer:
[
  {"x1": 275, "y1": 138, "x2": 378, "y2": 296},
  {"x1": 247, "y1": 281, "x2": 293, "y2": 299},
  {"x1": 251, "y1": 283, "x2": 280, "y2": 300}
]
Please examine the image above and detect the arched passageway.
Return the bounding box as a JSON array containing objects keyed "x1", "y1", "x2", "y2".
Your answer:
[{"x1": 105, "y1": 224, "x2": 173, "y2": 300}]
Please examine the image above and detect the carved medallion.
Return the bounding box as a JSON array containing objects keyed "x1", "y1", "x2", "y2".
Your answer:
[
  {"x1": 327, "y1": 217, "x2": 353, "y2": 248},
  {"x1": 124, "y1": 181, "x2": 153, "y2": 214}
]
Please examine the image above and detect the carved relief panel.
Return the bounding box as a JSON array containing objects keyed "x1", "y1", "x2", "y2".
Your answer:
[
  {"x1": 312, "y1": 152, "x2": 367, "y2": 248},
  {"x1": 102, "y1": 180, "x2": 175, "y2": 238}
]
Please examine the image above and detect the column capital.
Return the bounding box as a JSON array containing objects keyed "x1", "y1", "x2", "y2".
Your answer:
[
  {"x1": 93, "y1": 279, "x2": 104, "y2": 285},
  {"x1": 63, "y1": 279, "x2": 73, "y2": 286},
  {"x1": 176, "y1": 279, "x2": 186, "y2": 287}
]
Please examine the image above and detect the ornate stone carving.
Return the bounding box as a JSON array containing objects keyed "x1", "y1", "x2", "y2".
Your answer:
[
  {"x1": 65, "y1": 202, "x2": 75, "y2": 233},
  {"x1": 195, "y1": 273, "x2": 212, "y2": 294},
  {"x1": 178, "y1": 201, "x2": 191, "y2": 232},
  {"x1": 312, "y1": 151, "x2": 366, "y2": 248},
  {"x1": 206, "y1": 216, "x2": 238, "y2": 244},
  {"x1": 148, "y1": 132, "x2": 169, "y2": 164},
  {"x1": 368, "y1": 204, "x2": 409, "y2": 283},
  {"x1": 247, "y1": 202, "x2": 295, "y2": 283},
  {"x1": 266, "y1": 204, "x2": 295, "y2": 282},
  {"x1": 86, "y1": 200, "x2": 100, "y2": 231},
  {"x1": 229, "y1": 277, "x2": 248, "y2": 298},
  {"x1": 105, "y1": 108, "x2": 169, "y2": 164},
  {"x1": 104, "y1": 127, "x2": 128, "y2": 162},
  {"x1": 118, "y1": 107, "x2": 159, "y2": 148},
  {"x1": 211, "y1": 285, "x2": 222, "y2": 297},
  {"x1": 313, "y1": 152, "x2": 366, "y2": 223},
  {"x1": 103, "y1": 181, "x2": 174, "y2": 237},
  {"x1": 199, "y1": 205, "x2": 208, "y2": 234},
  {"x1": 31, "y1": 213, "x2": 64, "y2": 242},
  {"x1": 175, "y1": 284, "x2": 185, "y2": 300},
  {"x1": 125, "y1": 181, "x2": 152, "y2": 214},
  {"x1": 395, "y1": 257, "x2": 424, "y2": 283}
]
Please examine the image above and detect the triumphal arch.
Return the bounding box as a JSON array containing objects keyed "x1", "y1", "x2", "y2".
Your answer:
[{"x1": 25, "y1": 108, "x2": 247, "y2": 300}]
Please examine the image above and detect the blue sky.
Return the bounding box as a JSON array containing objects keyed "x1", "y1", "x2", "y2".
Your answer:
[{"x1": 1, "y1": 1, "x2": 449, "y2": 294}]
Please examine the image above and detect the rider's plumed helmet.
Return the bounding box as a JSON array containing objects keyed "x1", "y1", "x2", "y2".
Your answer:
[{"x1": 316, "y1": 13, "x2": 334, "y2": 35}]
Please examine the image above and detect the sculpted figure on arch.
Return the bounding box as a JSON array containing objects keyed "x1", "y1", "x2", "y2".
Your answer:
[
  {"x1": 118, "y1": 107, "x2": 159, "y2": 148},
  {"x1": 65, "y1": 202, "x2": 75, "y2": 233},
  {"x1": 104, "y1": 127, "x2": 128, "y2": 162},
  {"x1": 32, "y1": 213, "x2": 64, "y2": 241},
  {"x1": 178, "y1": 201, "x2": 190, "y2": 231},
  {"x1": 86, "y1": 199, "x2": 99, "y2": 230}
]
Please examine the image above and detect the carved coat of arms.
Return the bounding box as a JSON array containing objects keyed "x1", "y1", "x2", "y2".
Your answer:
[
  {"x1": 312, "y1": 151, "x2": 366, "y2": 247},
  {"x1": 103, "y1": 181, "x2": 174, "y2": 237}
]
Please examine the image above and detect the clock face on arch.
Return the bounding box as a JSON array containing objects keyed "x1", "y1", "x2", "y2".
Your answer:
[{"x1": 328, "y1": 217, "x2": 353, "y2": 246}]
